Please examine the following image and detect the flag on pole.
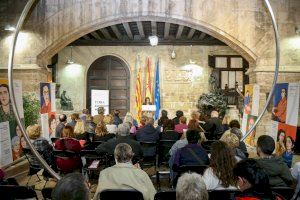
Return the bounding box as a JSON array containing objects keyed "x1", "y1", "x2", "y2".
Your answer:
[
  {"x1": 135, "y1": 57, "x2": 142, "y2": 122},
  {"x1": 145, "y1": 57, "x2": 153, "y2": 103},
  {"x1": 154, "y1": 58, "x2": 160, "y2": 120}
]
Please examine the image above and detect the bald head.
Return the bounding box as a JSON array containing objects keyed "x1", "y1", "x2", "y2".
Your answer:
[{"x1": 211, "y1": 111, "x2": 219, "y2": 118}]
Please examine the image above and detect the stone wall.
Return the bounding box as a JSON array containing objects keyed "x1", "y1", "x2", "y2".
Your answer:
[{"x1": 57, "y1": 45, "x2": 238, "y2": 118}]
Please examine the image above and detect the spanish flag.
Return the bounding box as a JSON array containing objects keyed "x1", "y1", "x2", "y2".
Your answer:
[
  {"x1": 135, "y1": 57, "x2": 142, "y2": 122},
  {"x1": 145, "y1": 57, "x2": 153, "y2": 102}
]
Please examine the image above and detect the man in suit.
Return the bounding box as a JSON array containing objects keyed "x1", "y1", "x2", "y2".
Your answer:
[{"x1": 203, "y1": 110, "x2": 223, "y2": 140}]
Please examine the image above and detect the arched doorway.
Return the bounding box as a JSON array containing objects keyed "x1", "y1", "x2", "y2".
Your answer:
[{"x1": 86, "y1": 56, "x2": 130, "y2": 116}]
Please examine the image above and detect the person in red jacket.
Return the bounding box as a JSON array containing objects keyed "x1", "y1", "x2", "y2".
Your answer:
[{"x1": 54, "y1": 125, "x2": 82, "y2": 173}]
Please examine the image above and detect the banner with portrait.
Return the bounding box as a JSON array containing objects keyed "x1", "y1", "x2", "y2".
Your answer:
[
  {"x1": 269, "y1": 82, "x2": 300, "y2": 155},
  {"x1": 0, "y1": 79, "x2": 24, "y2": 166}
]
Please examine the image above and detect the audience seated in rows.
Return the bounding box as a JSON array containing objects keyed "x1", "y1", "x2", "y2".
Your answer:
[
  {"x1": 95, "y1": 123, "x2": 143, "y2": 160},
  {"x1": 93, "y1": 106, "x2": 105, "y2": 125},
  {"x1": 174, "y1": 116, "x2": 188, "y2": 134},
  {"x1": 161, "y1": 119, "x2": 179, "y2": 140},
  {"x1": 104, "y1": 114, "x2": 117, "y2": 134},
  {"x1": 85, "y1": 115, "x2": 96, "y2": 134},
  {"x1": 93, "y1": 143, "x2": 156, "y2": 200},
  {"x1": 220, "y1": 132, "x2": 246, "y2": 161},
  {"x1": 227, "y1": 120, "x2": 248, "y2": 154},
  {"x1": 136, "y1": 117, "x2": 160, "y2": 142},
  {"x1": 93, "y1": 121, "x2": 115, "y2": 142},
  {"x1": 176, "y1": 172, "x2": 208, "y2": 200},
  {"x1": 158, "y1": 110, "x2": 168, "y2": 127},
  {"x1": 234, "y1": 159, "x2": 279, "y2": 200},
  {"x1": 66, "y1": 113, "x2": 79, "y2": 128},
  {"x1": 172, "y1": 110, "x2": 184, "y2": 125},
  {"x1": 27, "y1": 124, "x2": 53, "y2": 167},
  {"x1": 202, "y1": 140, "x2": 237, "y2": 190},
  {"x1": 52, "y1": 173, "x2": 90, "y2": 200},
  {"x1": 256, "y1": 135, "x2": 293, "y2": 187},
  {"x1": 55, "y1": 114, "x2": 67, "y2": 138},
  {"x1": 203, "y1": 110, "x2": 223, "y2": 140},
  {"x1": 54, "y1": 125, "x2": 83, "y2": 173}
]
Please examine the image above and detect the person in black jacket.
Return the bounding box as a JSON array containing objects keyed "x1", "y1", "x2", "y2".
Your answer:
[
  {"x1": 136, "y1": 117, "x2": 160, "y2": 142},
  {"x1": 203, "y1": 111, "x2": 223, "y2": 140},
  {"x1": 96, "y1": 123, "x2": 143, "y2": 160},
  {"x1": 172, "y1": 110, "x2": 184, "y2": 125}
]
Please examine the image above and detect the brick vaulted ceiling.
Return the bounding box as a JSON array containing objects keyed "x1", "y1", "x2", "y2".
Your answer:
[{"x1": 70, "y1": 21, "x2": 227, "y2": 46}]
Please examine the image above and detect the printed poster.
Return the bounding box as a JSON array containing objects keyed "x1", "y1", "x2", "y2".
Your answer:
[
  {"x1": 0, "y1": 122, "x2": 13, "y2": 166},
  {"x1": 91, "y1": 90, "x2": 109, "y2": 116},
  {"x1": 243, "y1": 84, "x2": 260, "y2": 116},
  {"x1": 243, "y1": 115, "x2": 258, "y2": 147}
]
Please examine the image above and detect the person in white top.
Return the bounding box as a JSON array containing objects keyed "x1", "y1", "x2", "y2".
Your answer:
[{"x1": 202, "y1": 140, "x2": 237, "y2": 190}]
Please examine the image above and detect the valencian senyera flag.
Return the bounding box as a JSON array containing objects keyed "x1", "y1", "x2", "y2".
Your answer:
[
  {"x1": 135, "y1": 56, "x2": 142, "y2": 122},
  {"x1": 145, "y1": 57, "x2": 153, "y2": 103},
  {"x1": 154, "y1": 58, "x2": 160, "y2": 120}
]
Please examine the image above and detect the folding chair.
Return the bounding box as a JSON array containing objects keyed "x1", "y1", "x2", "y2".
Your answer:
[
  {"x1": 139, "y1": 141, "x2": 158, "y2": 170},
  {"x1": 154, "y1": 190, "x2": 176, "y2": 200},
  {"x1": 99, "y1": 189, "x2": 144, "y2": 200}
]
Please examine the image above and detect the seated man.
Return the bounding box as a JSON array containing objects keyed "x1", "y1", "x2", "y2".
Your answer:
[
  {"x1": 173, "y1": 129, "x2": 209, "y2": 170},
  {"x1": 176, "y1": 172, "x2": 208, "y2": 200},
  {"x1": 136, "y1": 117, "x2": 160, "y2": 142},
  {"x1": 234, "y1": 159, "x2": 278, "y2": 200},
  {"x1": 202, "y1": 110, "x2": 223, "y2": 140},
  {"x1": 256, "y1": 135, "x2": 293, "y2": 187},
  {"x1": 93, "y1": 143, "x2": 156, "y2": 200},
  {"x1": 96, "y1": 123, "x2": 143, "y2": 160},
  {"x1": 52, "y1": 173, "x2": 90, "y2": 200}
]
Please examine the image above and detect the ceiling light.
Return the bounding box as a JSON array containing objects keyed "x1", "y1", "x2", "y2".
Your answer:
[
  {"x1": 4, "y1": 25, "x2": 16, "y2": 31},
  {"x1": 149, "y1": 35, "x2": 158, "y2": 46},
  {"x1": 66, "y1": 46, "x2": 75, "y2": 64}
]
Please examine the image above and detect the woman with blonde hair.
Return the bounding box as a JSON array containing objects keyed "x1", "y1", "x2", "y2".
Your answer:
[
  {"x1": 94, "y1": 121, "x2": 115, "y2": 141},
  {"x1": 55, "y1": 125, "x2": 82, "y2": 173},
  {"x1": 220, "y1": 132, "x2": 246, "y2": 161},
  {"x1": 104, "y1": 114, "x2": 117, "y2": 134},
  {"x1": 124, "y1": 114, "x2": 137, "y2": 135},
  {"x1": 74, "y1": 119, "x2": 89, "y2": 141}
]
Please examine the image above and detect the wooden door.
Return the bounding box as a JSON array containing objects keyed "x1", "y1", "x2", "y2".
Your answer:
[{"x1": 87, "y1": 56, "x2": 130, "y2": 117}]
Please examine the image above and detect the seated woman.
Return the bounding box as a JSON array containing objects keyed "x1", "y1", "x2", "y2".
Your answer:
[
  {"x1": 85, "y1": 114, "x2": 96, "y2": 134},
  {"x1": 74, "y1": 119, "x2": 89, "y2": 142},
  {"x1": 202, "y1": 141, "x2": 237, "y2": 190},
  {"x1": 234, "y1": 159, "x2": 278, "y2": 200},
  {"x1": 27, "y1": 124, "x2": 53, "y2": 167},
  {"x1": 158, "y1": 110, "x2": 168, "y2": 127},
  {"x1": 103, "y1": 114, "x2": 117, "y2": 134},
  {"x1": 55, "y1": 126, "x2": 83, "y2": 173},
  {"x1": 93, "y1": 143, "x2": 156, "y2": 200},
  {"x1": 220, "y1": 132, "x2": 246, "y2": 161},
  {"x1": 161, "y1": 119, "x2": 180, "y2": 140},
  {"x1": 174, "y1": 116, "x2": 188, "y2": 135},
  {"x1": 93, "y1": 121, "x2": 115, "y2": 142},
  {"x1": 123, "y1": 114, "x2": 137, "y2": 136}
]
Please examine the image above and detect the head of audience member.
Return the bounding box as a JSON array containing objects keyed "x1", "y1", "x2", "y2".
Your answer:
[
  {"x1": 70, "y1": 113, "x2": 79, "y2": 122},
  {"x1": 233, "y1": 159, "x2": 271, "y2": 194},
  {"x1": 229, "y1": 120, "x2": 241, "y2": 129},
  {"x1": 187, "y1": 119, "x2": 200, "y2": 130},
  {"x1": 27, "y1": 124, "x2": 41, "y2": 140},
  {"x1": 62, "y1": 125, "x2": 75, "y2": 138},
  {"x1": 140, "y1": 115, "x2": 147, "y2": 127},
  {"x1": 82, "y1": 109, "x2": 89, "y2": 115},
  {"x1": 103, "y1": 114, "x2": 114, "y2": 125},
  {"x1": 211, "y1": 110, "x2": 219, "y2": 118},
  {"x1": 59, "y1": 114, "x2": 67, "y2": 123},
  {"x1": 257, "y1": 135, "x2": 275, "y2": 157},
  {"x1": 52, "y1": 173, "x2": 90, "y2": 200},
  {"x1": 186, "y1": 129, "x2": 200, "y2": 144},
  {"x1": 161, "y1": 110, "x2": 168, "y2": 118},
  {"x1": 114, "y1": 143, "x2": 134, "y2": 164},
  {"x1": 176, "y1": 110, "x2": 184, "y2": 118},
  {"x1": 210, "y1": 141, "x2": 236, "y2": 188},
  {"x1": 97, "y1": 106, "x2": 105, "y2": 115},
  {"x1": 277, "y1": 129, "x2": 286, "y2": 143},
  {"x1": 220, "y1": 132, "x2": 239, "y2": 149},
  {"x1": 222, "y1": 115, "x2": 231, "y2": 125},
  {"x1": 113, "y1": 109, "x2": 121, "y2": 117},
  {"x1": 116, "y1": 123, "x2": 130, "y2": 137},
  {"x1": 164, "y1": 119, "x2": 175, "y2": 131},
  {"x1": 124, "y1": 114, "x2": 134, "y2": 127},
  {"x1": 285, "y1": 136, "x2": 294, "y2": 152},
  {"x1": 95, "y1": 121, "x2": 108, "y2": 136},
  {"x1": 176, "y1": 172, "x2": 208, "y2": 200},
  {"x1": 74, "y1": 120, "x2": 86, "y2": 135},
  {"x1": 230, "y1": 127, "x2": 243, "y2": 140},
  {"x1": 146, "y1": 117, "x2": 155, "y2": 127},
  {"x1": 179, "y1": 116, "x2": 187, "y2": 124},
  {"x1": 86, "y1": 114, "x2": 93, "y2": 122},
  {"x1": 190, "y1": 111, "x2": 200, "y2": 121}
]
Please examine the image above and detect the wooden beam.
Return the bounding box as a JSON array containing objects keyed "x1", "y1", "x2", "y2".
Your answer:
[
  {"x1": 151, "y1": 21, "x2": 157, "y2": 36},
  {"x1": 82, "y1": 35, "x2": 90, "y2": 40},
  {"x1": 90, "y1": 31, "x2": 101, "y2": 40},
  {"x1": 187, "y1": 28, "x2": 195, "y2": 39},
  {"x1": 164, "y1": 22, "x2": 170, "y2": 39},
  {"x1": 99, "y1": 28, "x2": 112, "y2": 40},
  {"x1": 136, "y1": 21, "x2": 145, "y2": 39},
  {"x1": 199, "y1": 32, "x2": 206, "y2": 40},
  {"x1": 122, "y1": 22, "x2": 133, "y2": 39},
  {"x1": 176, "y1": 25, "x2": 184, "y2": 39},
  {"x1": 111, "y1": 25, "x2": 122, "y2": 40}
]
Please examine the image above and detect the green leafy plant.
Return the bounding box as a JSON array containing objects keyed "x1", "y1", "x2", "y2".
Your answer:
[{"x1": 23, "y1": 93, "x2": 40, "y2": 128}]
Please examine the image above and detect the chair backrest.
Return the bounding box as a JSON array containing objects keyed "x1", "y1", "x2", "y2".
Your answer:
[
  {"x1": 51, "y1": 137, "x2": 59, "y2": 144},
  {"x1": 201, "y1": 140, "x2": 217, "y2": 152},
  {"x1": 178, "y1": 165, "x2": 208, "y2": 175},
  {"x1": 271, "y1": 187, "x2": 294, "y2": 200},
  {"x1": 154, "y1": 191, "x2": 176, "y2": 200},
  {"x1": 22, "y1": 147, "x2": 43, "y2": 169},
  {"x1": 139, "y1": 141, "x2": 157, "y2": 157},
  {"x1": 99, "y1": 189, "x2": 144, "y2": 200},
  {"x1": 208, "y1": 189, "x2": 241, "y2": 200},
  {"x1": 41, "y1": 187, "x2": 53, "y2": 200},
  {"x1": 84, "y1": 141, "x2": 104, "y2": 150},
  {"x1": 0, "y1": 185, "x2": 38, "y2": 200},
  {"x1": 157, "y1": 139, "x2": 177, "y2": 163},
  {"x1": 53, "y1": 149, "x2": 78, "y2": 158}
]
